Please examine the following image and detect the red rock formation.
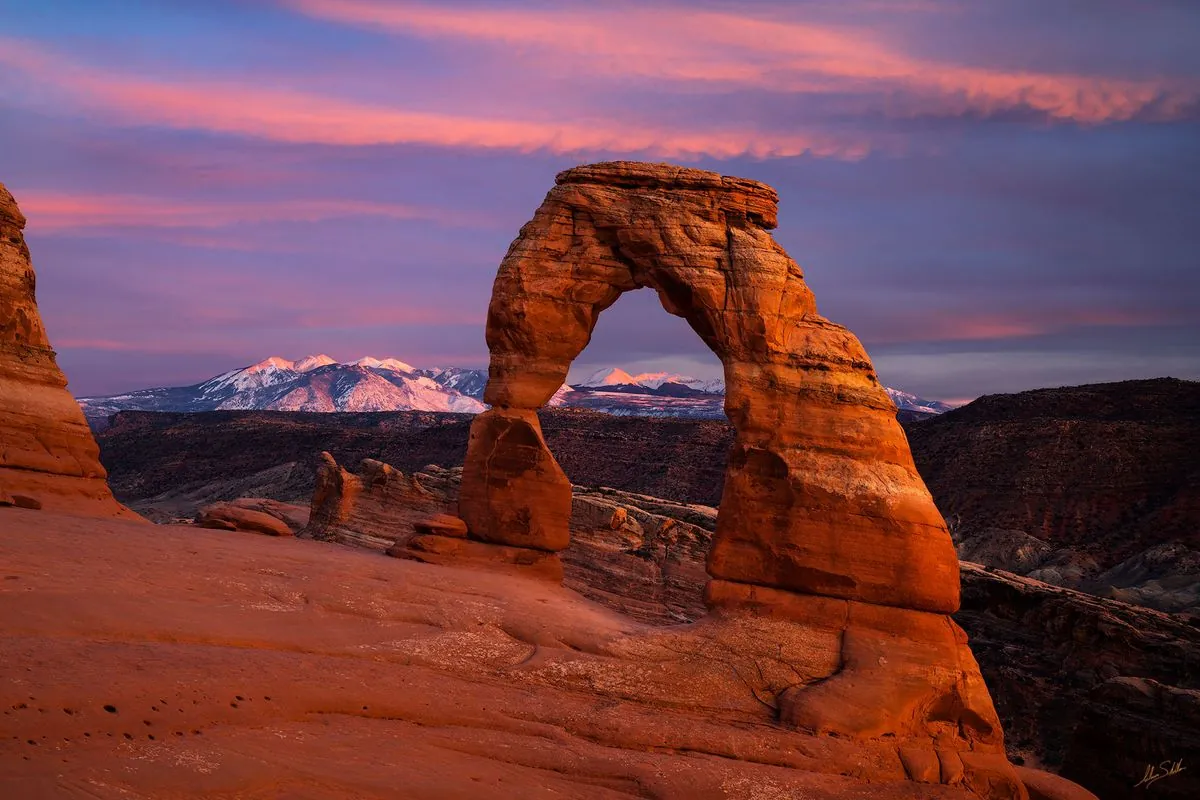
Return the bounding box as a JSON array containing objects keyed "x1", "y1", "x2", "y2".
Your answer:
[
  {"x1": 455, "y1": 161, "x2": 958, "y2": 612},
  {"x1": 303, "y1": 452, "x2": 453, "y2": 548},
  {"x1": 0, "y1": 182, "x2": 137, "y2": 519},
  {"x1": 440, "y1": 162, "x2": 1018, "y2": 796},
  {"x1": 196, "y1": 502, "x2": 295, "y2": 537}
]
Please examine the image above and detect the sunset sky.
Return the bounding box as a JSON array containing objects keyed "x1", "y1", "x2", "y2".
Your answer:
[{"x1": 2, "y1": 0, "x2": 1197, "y2": 402}]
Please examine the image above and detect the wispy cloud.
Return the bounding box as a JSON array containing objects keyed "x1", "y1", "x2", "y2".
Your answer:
[
  {"x1": 856, "y1": 308, "x2": 1179, "y2": 345},
  {"x1": 16, "y1": 191, "x2": 490, "y2": 232},
  {"x1": 0, "y1": 37, "x2": 863, "y2": 160},
  {"x1": 288, "y1": 0, "x2": 1199, "y2": 124}
]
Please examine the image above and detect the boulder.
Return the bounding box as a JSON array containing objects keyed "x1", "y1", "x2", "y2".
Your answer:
[
  {"x1": 222, "y1": 497, "x2": 309, "y2": 533},
  {"x1": 12, "y1": 494, "x2": 42, "y2": 510},
  {"x1": 0, "y1": 182, "x2": 139, "y2": 520},
  {"x1": 196, "y1": 503, "x2": 293, "y2": 537},
  {"x1": 1013, "y1": 767, "x2": 1098, "y2": 800},
  {"x1": 301, "y1": 452, "x2": 452, "y2": 549}
]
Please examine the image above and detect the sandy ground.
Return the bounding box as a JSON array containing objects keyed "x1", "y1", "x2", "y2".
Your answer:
[{"x1": 0, "y1": 509, "x2": 985, "y2": 799}]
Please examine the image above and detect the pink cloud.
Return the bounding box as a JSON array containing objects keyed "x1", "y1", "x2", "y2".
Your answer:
[
  {"x1": 288, "y1": 0, "x2": 1198, "y2": 123},
  {"x1": 0, "y1": 37, "x2": 862, "y2": 160},
  {"x1": 16, "y1": 191, "x2": 491, "y2": 232},
  {"x1": 859, "y1": 307, "x2": 1177, "y2": 345}
]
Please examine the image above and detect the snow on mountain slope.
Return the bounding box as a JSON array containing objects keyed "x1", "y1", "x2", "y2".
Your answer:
[
  {"x1": 574, "y1": 367, "x2": 725, "y2": 394},
  {"x1": 885, "y1": 387, "x2": 955, "y2": 415},
  {"x1": 578, "y1": 367, "x2": 639, "y2": 387},
  {"x1": 78, "y1": 355, "x2": 484, "y2": 425},
  {"x1": 351, "y1": 356, "x2": 416, "y2": 373},
  {"x1": 419, "y1": 366, "x2": 489, "y2": 400},
  {"x1": 76, "y1": 357, "x2": 950, "y2": 428},
  {"x1": 628, "y1": 372, "x2": 725, "y2": 393},
  {"x1": 293, "y1": 354, "x2": 337, "y2": 373}
]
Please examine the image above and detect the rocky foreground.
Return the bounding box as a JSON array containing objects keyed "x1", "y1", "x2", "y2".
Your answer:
[
  {"x1": 296, "y1": 458, "x2": 1200, "y2": 799},
  {"x1": 2, "y1": 508, "x2": 1039, "y2": 800}
]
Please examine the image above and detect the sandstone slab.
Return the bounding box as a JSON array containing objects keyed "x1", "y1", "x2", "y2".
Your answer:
[{"x1": 0, "y1": 510, "x2": 1044, "y2": 799}]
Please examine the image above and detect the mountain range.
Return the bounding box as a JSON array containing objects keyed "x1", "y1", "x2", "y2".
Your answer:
[{"x1": 76, "y1": 354, "x2": 954, "y2": 427}]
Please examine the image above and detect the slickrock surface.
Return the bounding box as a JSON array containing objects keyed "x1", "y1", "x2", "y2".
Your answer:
[
  {"x1": 3, "y1": 509, "x2": 1024, "y2": 800},
  {"x1": 292, "y1": 449, "x2": 1199, "y2": 797},
  {"x1": 0, "y1": 183, "x2": 136, "y2": 519},
  {"x1": 461, "y1": 161, "x2": 960, "y2": 615}
]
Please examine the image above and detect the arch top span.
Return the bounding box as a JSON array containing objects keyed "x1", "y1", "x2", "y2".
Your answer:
[
  {"x1": 554, "y1": 161, "x2": 780, "y2": 229},
  {"x1": 456, "y1": 161, "x2": 960, "y2": 617}
]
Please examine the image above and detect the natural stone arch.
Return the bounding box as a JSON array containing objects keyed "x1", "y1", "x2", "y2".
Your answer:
[{"x1": 454, "y1": 161, "x2": 960, "y2": 615}]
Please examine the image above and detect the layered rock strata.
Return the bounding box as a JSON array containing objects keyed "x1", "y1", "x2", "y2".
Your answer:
[{"x1": 0, "y1": 182, "x2": 136, "y2": 518}]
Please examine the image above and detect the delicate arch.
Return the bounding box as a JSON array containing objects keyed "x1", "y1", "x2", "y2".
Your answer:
[{"x1": 457, "y1": 162, "x2": 959, "y2": 614}]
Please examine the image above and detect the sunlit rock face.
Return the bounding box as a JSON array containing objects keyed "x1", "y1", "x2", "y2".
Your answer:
[
  {"x1": 459, "y1": 161, "x2": 958, "y2": 613},
  {"x1": 441, "y1": 162, "x2": 1026, "y2": 797},
  {"x1": 0, "y1": 182, "x2": 138, "y2": 519}
]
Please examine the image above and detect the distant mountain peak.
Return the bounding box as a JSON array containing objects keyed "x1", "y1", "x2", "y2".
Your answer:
[
  {"x1": 246, "y1": 355, "x2": 295, "y2": 373},
  {"x1": 578, "y1": 367, "x2": 639, "y2": 387},
  {"x1": 573, "y1": 366, "x2": 725, "y2": 395},
  {"x1": 294, "y1": 354, "x2": 336, "y2": 373},
  {"x1": 76, "y1": 357, "x2": 951, "y2": 428},
  {"x1": 350, "y1": 356, "x2": 416, "y2": 373}
]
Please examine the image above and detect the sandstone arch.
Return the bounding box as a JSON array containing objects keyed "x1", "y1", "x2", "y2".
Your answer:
[
  {"x1": 456, "y1": 161, "x2": 960, "y2": 615},
  {"x1": 438, "y1": 166, "x2": 1024, "y2": 790}
]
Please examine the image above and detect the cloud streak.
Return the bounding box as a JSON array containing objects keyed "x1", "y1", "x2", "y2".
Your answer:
[
  {"x1": 16, "y1": 191, "x2": 491, "y2": 232},
  {"x1": 0, "y1": 38, "x2": 862, "y2": 160},
  {"x1": 288, "y1": 0, "x2": 1199, "y2": 123}
]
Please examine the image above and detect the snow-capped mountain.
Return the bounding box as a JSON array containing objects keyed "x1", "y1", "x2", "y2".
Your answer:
[
  {"x1": 421, "y1": 366, "x2": 490, "y2": 400},
  {"x1": 884, "y1": 388, "x2": 955, "y2": 415},
  {"x1": 77, "y1": 357, "x2": 953, "y2": 427},
  {"x1": 77, "y1": 355, "x2": 485, "y2": 427},
  {"x1": 577, "y1": 367, "x2": 725, "y2": 394},
  {"x1": 421, "y1": 365, "x2": 950, "y2": 420}
]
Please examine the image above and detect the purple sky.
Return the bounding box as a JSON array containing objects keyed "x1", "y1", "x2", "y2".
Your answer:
[{"x1": 2, "y1": 0, "x2": 1197, "y2": 402}]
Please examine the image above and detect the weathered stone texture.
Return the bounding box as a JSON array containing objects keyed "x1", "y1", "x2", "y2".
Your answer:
[
  {"x1": 444, "y1": 162, "x2": 1017, "y2": 796},
  {"x1": 461, "y1": 161, "x2": 958, "y2": 613},
  {"x1": 0, "y1": 182, "x2": 137, "y2": 518}
]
